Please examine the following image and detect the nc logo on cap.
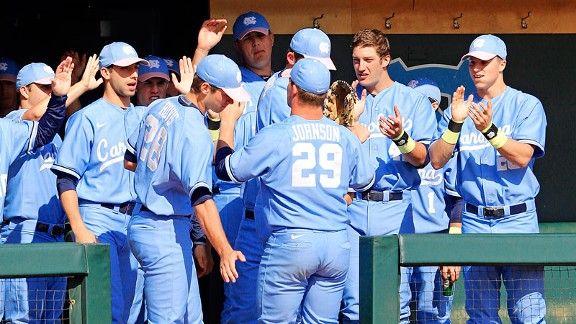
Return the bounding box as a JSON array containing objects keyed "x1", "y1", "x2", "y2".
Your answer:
[
  {"x1": 243, "y1": 16, "x2": 257, "y2": 26},
  {"x1": 319, "y1": 42, "x2": 330, "y2": 54},
  {"x1": 148, "y1": 59, "x2": 161, "y2": 68},
  {"x1": 472, "y1": 38, "x2": 486, "y2": 49},
  {"x1": 123, "y1": 45, "x2": 137, "y2": 55},
  {"x1": 0, "y1": 63, "x2": 8, "y2": 71}
]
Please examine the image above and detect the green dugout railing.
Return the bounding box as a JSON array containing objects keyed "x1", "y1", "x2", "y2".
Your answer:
[
  {"x1": 0, "y1": 243, "x2": 110, "y2": 323},
  {"x1": 360, "y1": 232, "x2": 576, "y2": 324}
]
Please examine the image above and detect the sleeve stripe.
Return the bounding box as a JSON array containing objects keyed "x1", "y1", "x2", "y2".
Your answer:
[
  {"x1": 51, "y1": 164, "x2": 81, "y2": 180},
  {"x1": 26, "y1": 121, "x2": 39, "y2": 153},
  {"x1": 355, "y1": 175, "x2": 375, "y2": 193},
  {"x1": 126, "y1": 142, "x2": 136, "y2": 155},
  {"x1": 518, "y1": 139, "x2": 544, "y2": 152},
  {"x1": 225, "y1": 155, "x2": 242, "y2": 184},
  {"x1": 188, "y1": 181, "x2": 211, "y2": 198}
]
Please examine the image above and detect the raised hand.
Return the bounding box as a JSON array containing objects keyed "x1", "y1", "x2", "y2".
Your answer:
[
  {"x1": 78, "y1": 54, "x2": 103, "y2": 91},
  {"x1": 450, "y1": 86, "x2": 473, "y2": 123},
  {"x1": 173, "y1": 56, "x2": 195, "y2": 94},
  {"x1": 351, "y1": 80, "x2": 367, "y2": 122},
  {"x1": 52, "y1": 56, "x2": 74, "y2": 96},
  {"x1": 469, "y1": 100, "x2": 493, "y2": 132},
  {"x1": 379, "y1": 105, "x2": 404, "y2": 139},
  {"x1": 197, "y1": 19, "x2": 228, "y2": 53}
]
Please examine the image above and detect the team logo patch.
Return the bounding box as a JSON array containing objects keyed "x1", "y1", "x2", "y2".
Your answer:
[
  {"x1": 472, "y1": 38, "x2": 486, "y2": 49},
  {"x1": 243, "y1": 16, "x2": 257, "y2": 26},
  {"x1": 122, "y1": 45, "x2": 136, "y2": 55},
  {"x1": 43, "y1": 65, "x2": 54, "y2": 74},
  {"x1": 165, "y1": 59, "x2": 175, "y2": 67},
  {"x1": 148, "y1": 59, "x2": 161, "y2": 68},
  {"x1": 0, "y1": 63, "x2": 8, "y2": 71},
  {"x1": 319, "y1": 42, "x2": 330, "y2": 54}
]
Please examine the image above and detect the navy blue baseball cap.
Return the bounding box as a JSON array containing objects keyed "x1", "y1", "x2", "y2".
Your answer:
[
  {"x1": 407, "y1": 78, "x2": 441, "y2": 104},
  {"x1": 16, "y1": 63, "x2": 55, "y2": 89},
  {"x1": 290, "y1": 28, "x2": 336, "y2": 70},
  {"x1": 0, "y1": 58, "x2": 18, "y2": 83},
  {"x1": 99, "y1": 42, "x2": 148, "y2": 68},
  {"x1": 196, "y1": 54, "x2": 250, "y2": 102},
  {"x1": 462, "y1": 34, "x2": 507, "y2": 61},
  {"x1": 138, "y1": 55, "x2": 169, "y2": 82},
  {"x1": 233, "y1": 11, "x2": 271, "y2": 40},
  {"x1": 163, "y1": 57, "x2": 180, "y2": 76},
  {"x1": 290, "y1": 58, "x2": 330, "y2": 94}
]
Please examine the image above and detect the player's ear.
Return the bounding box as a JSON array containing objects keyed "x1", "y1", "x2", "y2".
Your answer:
[
  {"x1": 380, "y1": 54, "x2": 391, "y2": 69},
  {"x1": 287, "y1": 51, "x2": 296, "y2": 66},
  {"x1": 498, "y1": 58, "x2": 507, "y2": 73},
  {"x1": 100, "y1": 67, "x2": 112, "y2": 80},
  {"x1": 18, "y1": 86, "x2": 30, "y2": 99},
  {"x1": 200, "y1": 82, "x2": 211, "y2": 95}
]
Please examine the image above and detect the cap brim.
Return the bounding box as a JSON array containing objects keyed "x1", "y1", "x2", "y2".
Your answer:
[
  {"x1": 303, "y1": 55, "x2": 336, "y2": 70},
  {"x1": 237, "y1": 28, "x2": 269, "y2": 40},
  {"x1": 461, "y1": 51, "x2": 497, "y2": 61},
  {"x1": 35, "y1": 77, "x2": 53, "y2": 85},
  {"x1": 139, "y1": 72, "x2": 170, "y2": 82},
  {"x1": 114, "y1": 58, "x2": 149, "y2": 67},
  {"x1": 222, "y1": 86, "x2": 251, "y2": 102},
  {"x1": 0, "y1": 75, "x2": 16, "y2": 82}
]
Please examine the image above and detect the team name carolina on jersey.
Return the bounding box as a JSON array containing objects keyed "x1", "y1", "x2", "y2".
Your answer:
[
  {"x1": 459, "y1": 124, "x2": 512, "y2": 151},
  {"x1": 418, "y1": 168, "x2": 443, "y2": 186},
  {"x1": 360, "y1": 116, "x2": 413, "y2": 139},
  {"x1": 97, "y1": 139, "x2": 127, "y2": 172},
  {"x1": 291, "y1": 123, "x2": 340, "y2": 142}
]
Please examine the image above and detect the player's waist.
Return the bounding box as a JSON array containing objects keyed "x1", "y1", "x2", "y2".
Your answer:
[
  {"x1": 357, "y1": 189, "x2": 409, "y2": 202},
  {"x1": 1, "y1": 218, "x2": 67, "y2": 237},
  {"x1": 79, "y1": 199, "x2": 136, "y2": 216},
  {"x1": 464, "y1": 199, "x2": 535, "y2": 218}
]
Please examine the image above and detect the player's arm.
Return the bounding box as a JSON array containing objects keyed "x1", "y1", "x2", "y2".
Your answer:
[
  {"x1": 378, "y1": 105, "x2": 427, "y2": 167},
  {"x1": 192, "y1": 19, "x2": 228, "y2": 67},
  {"x1": 54, "y1": 171, "x2": 97, "y2": 243},
  {"x1": 430, "y1": 86, "x2": 472, "y2": 169},
  {"x1": 192, "y1": 191, "x2": 245, "y2": 283},
  {"x1": 468, "y1": 100, "x2": 535, "y2": 167}
]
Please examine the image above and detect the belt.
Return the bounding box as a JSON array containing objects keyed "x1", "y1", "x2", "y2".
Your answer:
[
  {"x1": 245, "y1": 210, "x2": 254, "y2": 220},
  {"x1": 465, "y1": 202, "x2": 527, "y2": 218},
  {"x1": 101, "y1": 202, "x2": 135, "y2": 215},
  {"x1": 1, "y1": 219, "x2": 65, "y2": 237},
  {"x1": 140, "y1": 205, "x2": 151, "y2": 213},
  {"x1": 361, "y1": 190, "x2": 403, "y2": 202}
]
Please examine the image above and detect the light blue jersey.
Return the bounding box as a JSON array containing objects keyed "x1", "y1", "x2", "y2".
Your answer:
[
  {"x1": 52, "y1": 98, "x2": 140, "y2": 204},
  {"x1": 357, "y1": 82, "x2": 437, "y2": 191},
  {"x1": 127, "y1": 96, "x2": 213, "y2": 215},
  {"x1": 411, "y1": 163, "x2": 450, "y2": 234},
  {"x1": 224, "y1": 116, "x2": 374, "y2": 231},
  {"x1": 436, "y1": 86, "x2": 546, "y2": 206},
  {"x1": 0, "y1": 118, "x2": 38, "y2": 215},
  {"x1": 255, "y1": 70, "x2": 290, "y2": 132},
  {"x1": 4, "y1": 109, "x2": 64, "y2": 224}
]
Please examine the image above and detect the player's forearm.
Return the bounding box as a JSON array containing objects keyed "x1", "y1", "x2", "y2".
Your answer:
[
  {"x1": 59, "y1": 190, "x2": 85, "y2": 232},
  {"x1": 429, "y1": 140, "x2": 455, "y2": 169},
  {"x1": 216, "y1": 119, "x2": 235, "y2": 152},
  {"x1": 494, "y1": 138, "x2": 535, "y2": 168},
  {"x1": 403, "y1": 141, "x2": 428, "y2": 167},
  {"x1": 193, "y1": 199, "x2": 234, "y2": 257}
]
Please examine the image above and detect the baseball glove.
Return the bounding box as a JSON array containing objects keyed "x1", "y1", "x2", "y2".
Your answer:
[{"x1": 323, "y1": 80, "x2": 358, "y2": 127}]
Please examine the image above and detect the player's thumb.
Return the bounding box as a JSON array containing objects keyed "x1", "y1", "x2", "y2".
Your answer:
[{"x1": 237, "y1": 251, "x2": 246, "y2": 262}]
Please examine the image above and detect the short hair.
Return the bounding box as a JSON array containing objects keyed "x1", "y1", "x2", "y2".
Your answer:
[
  {"x1": 351, "y1": 29, "x2": 391, "y2": 58},
  {"x1": 191, "y1": 75, "x2": 218, "y2": 94},
  {"x1": 291, "y1": 81, "x2": 326, "y2": 106}
]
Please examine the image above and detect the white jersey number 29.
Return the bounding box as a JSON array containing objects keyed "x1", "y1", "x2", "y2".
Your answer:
[{"x1": 292, "y1": 142, "x2": 342, "y2": 188}]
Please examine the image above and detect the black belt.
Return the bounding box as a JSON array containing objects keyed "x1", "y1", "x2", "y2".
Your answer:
[
  {"x1": 465, "y1": 202, "x2": 527, "y2": 218},
  {"x1": 1, "y1": 219, "x2": 65, "y2": 237},
  {"x1": 140, "y1": 205, "x2": 151, "y2": 213},
  {"x1": 245, "y1": 210, "x2": 254, "y2": 220},
  {"x1": 101, "y1": 202, "x2": 135, "y2": 215},
  {"x1": 361, "y1": 190, "x2": 403, "y2": 202}
]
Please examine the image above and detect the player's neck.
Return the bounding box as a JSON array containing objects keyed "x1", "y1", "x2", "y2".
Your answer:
[
  {"x1": 247, "y1": 65, "x2": 272, "y2": 79},
  {"x1": 291, "y1": 103, "x2": 323, "y2": 120},
  {"x1": 477, "y1": 80, "x2": 507, "y2": 100},
  {"x1": 184, "y1": 92, "x2": 205, "y2": 113},
  {"x1": 103, "y1": 87, "x2": 131, "y2": 109},
  {"x1": 369, "y1": 72, "x2": 394, "y2": 95}
]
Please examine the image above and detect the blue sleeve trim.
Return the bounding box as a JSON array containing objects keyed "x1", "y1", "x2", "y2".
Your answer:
[
  {"x1": 55, "y1": 171, "x2": 79, "y2": 195},
  {"x1": 124, "y1": 149, "x2": 137, "y2": 163},
  {"x1": 35, "y1": 94, "x2": 67, "y2": 148}
]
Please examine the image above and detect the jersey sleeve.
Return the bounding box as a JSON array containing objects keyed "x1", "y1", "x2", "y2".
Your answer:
[
  {"x1": 0, "y1": 119, "x2": 38, "y2": 164},
  {"x1": 51, "y1": 112, "x2": 93, "y2": 179},
  {"x1": 409, "y1": 95, "x2": 437, "y2": 144},
  {"x1": 512, "y1": 95, "x2": 546, "y2": 158},
  {"x1": 347, "y1": 133, "x2": 375, "y2": 191},
  {"x1": 175, "y1": 126, "x2": 213, "y2": 198}
]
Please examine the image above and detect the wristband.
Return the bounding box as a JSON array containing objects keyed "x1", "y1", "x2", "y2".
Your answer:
[
  {"x1": 441, "y1": 120, "x2": 463, "y2": 145},
  {"x1": 482, "y1": 123, "x2": 507, "y2": 149},
  {"x1": 207, "y1": 117, "x2": 221, "y2": 130},
  {"x1": 448, "y1": 226, "x2": 462, "y2": 234},
  {"x1": 393, "y1": 131, "x2": 416, "y2": 154}
]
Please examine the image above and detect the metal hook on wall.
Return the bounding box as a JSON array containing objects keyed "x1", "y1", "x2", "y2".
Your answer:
[
  {"x1": 313, "y1": 14, "x2": 324, "y2": 29},
  {"x1": 521, "y1": 11, "x2": 531, "y2": 29},
  {"x1": 384, "y1": 13, "x2": 395, "y2": 29},
  {"x1": 453, "y1": 13, "x2": 463, "y2": 29}
]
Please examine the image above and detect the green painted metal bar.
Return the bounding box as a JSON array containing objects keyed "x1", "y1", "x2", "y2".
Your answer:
[
  {"x1": 398, "y1": 233, "x2": 576, "y2": 266},
  {"x1": 360, "y1": 235, "x2": 400, "y2": 324},
  {"x1": 0, "y1": 243, "x2": 87, "y2": 277},
  {"x1": 83, "y1": 244, "x2": 111, "y2": 323}
]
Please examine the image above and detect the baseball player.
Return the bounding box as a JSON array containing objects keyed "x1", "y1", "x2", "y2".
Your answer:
[
  {"x1": 163, "y1": 57, "x2": 180, "y2": 97},
  {"x1": 407, "y1": 77, "x2": 460, "y2": 323},
  {"x1": 124, "y1": 54, "x2": 246, "y2": 324},
  {"x1": 51, "y1": 42, "x2": 148, "y2": 324},
  {"x1": 0, "y1": 57, "x2": 19, "y2": 117},
  {"x1": 220, "y1": 11, "x2": 275, "y2": 324},
  {"x1": 341, "y1": 29, "x2": 437, "y2": 324},
  {"x1": 134, "y1": 55, "x2": 170, "y2": 106},
  {"x1": 429, "y1": 34, "x2": 547, "y2": 323},
  {"x1": 0, "y1": 58, "x2": 72, "y2": 322},
  {"x1": 215, "y1": 58, "x2": 374, "y2": 323}
]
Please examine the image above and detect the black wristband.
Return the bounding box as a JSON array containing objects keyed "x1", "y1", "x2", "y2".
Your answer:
[
  {"x1": 207, "y1": 118, "x2": 220, "y2": 130},
  {"x1": 482, "y1": 123, "x2": 499, "y2": 140},
  {"x1": 447, "y1": 119, "x2": 463, "y2": 132},
  {"x1": 392, "y1": 131, "x2": 409, "y2": 146}
]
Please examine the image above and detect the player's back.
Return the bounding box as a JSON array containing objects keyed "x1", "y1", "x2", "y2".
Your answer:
[
  {"x1": 256, "y1": 70, "x2": 290, "y2": 132},
  {"x1": 132, "y1": 96, "x2": 213, "y2": 216},
  {"x1": 247, "y1": 116, "x2": 373, "y2": 231}
]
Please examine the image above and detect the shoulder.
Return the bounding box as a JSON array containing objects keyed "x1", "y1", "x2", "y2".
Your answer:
[{"x1": 5, "y1": 109, "x2": 24, "y2": 121}]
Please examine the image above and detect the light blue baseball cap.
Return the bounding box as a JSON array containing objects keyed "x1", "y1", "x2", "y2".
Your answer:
[
  {"x1": 138, "y1": 55, "x2": 170, "y2": 82},
  {"x1": 290, "y1": 28, "x2": 336, "y2": 70},
  {"x1": 163, "y1": 57, "x2": 180, "y2": 76},
  {"x1": 0, "y1": 58, "x2": 19, "y2": 83},
  {"x1": 99, "y1": 41, "x2": 148, "y2": 68},
  {"x1": 233, "y1": 11, "x2": 271, "y2": 40},
  {"x1": 196, "y1": 54, "x2": 250, "y2": 102},
  {"x1": 461, "y1": 34, "x2": 507, "y2": 61},
  {"x1": 16, "y1": 63, "x2": 55, "y2": 90},
  {"x1": 407, "y1": 77, "x2": 441, "y2": 104},
  {"x1": 290, "y1": 58, "x2": 330, "y2": 94}
]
